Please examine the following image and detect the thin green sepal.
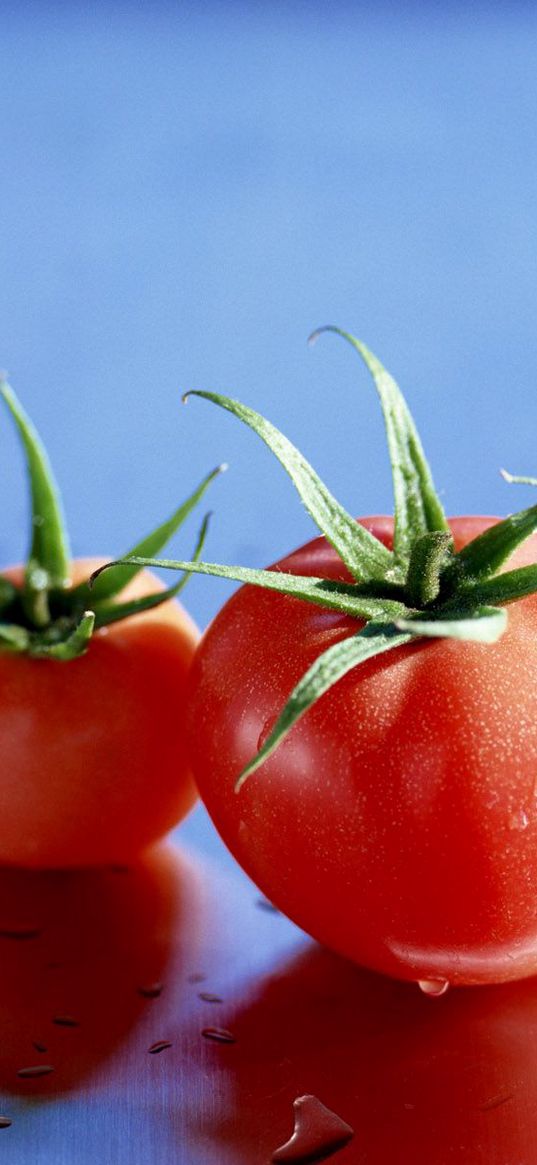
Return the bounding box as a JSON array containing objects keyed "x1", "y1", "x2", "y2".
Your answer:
[
  {"x1": 0, "y1": 380, "x2": 71, "y2": 601},
  {"x1": 90, "y1": 554, "x2": 410, "y2": 623},
  {"x1": 235, "y1": 622, "x2": 412, "y2": 789},
  {"x1": 73, "y1": 464, "x2": 226, "y2": 606},
  {"x1": 447, "y1": 505, "x2": 537, "y2": 585},
  {"x1": 92, "y1": 513, "x2": 213, "y2": 628},
  {"x1": 29, "y1": 611, "x2": 95, "y2": 661},
  {"x1": 396, "y1": 605, "x2": 507, "y2": 644},
  {"x1": 183, "y1": 389, "x2": 393, "y2": 582},
  {"x1": 0, "y1": 624, "x2": 30, "y2": 653},
  {"x1": 309, "y1": 328, "x2": 449, "y2": 563},
  {"x1": 449, "y1": 564, "x2": 537, "y2": 609},
  {"x1": 500, "y1": 470, "x2": 537, "y2": 486}
]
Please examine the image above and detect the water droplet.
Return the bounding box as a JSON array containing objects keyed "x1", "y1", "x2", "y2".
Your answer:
[
  {"x1": 257, "y1": 897, "x2": 280, "y2": 914},
  {"x1": 257, "y1": 714, "x2": 277, "y2": 753},
  {"x1": 148, "y1": 1040, "x2": 172, "y2": 1054},
  {"x1": 201, "y1": 1026, "x2": 236, "y2": 1044},
  {"x1": 17, "y1": 1065, "x2": 55, "y2": 1079},
  {"x1": 479, "y1": 1092, "x2": 513, "y2": 1112},
  {"x1": 53, "y1": 1014, "x2": 79, "y2": 1027},
  {"x1": 138, "y1": 982, "x2": 163, "y2": 999},
  {"x1": 0, "y1": 926, "x2": 40, "y2": 941},
  {"x1": 271, "y1": 1095, "x2": 354, "y2": 1162},
  {"x1": 198, "y1": 992, "x2": 223, "y2": 1003},
  {"x1": 417, "y1": 978, "x2": 449, "y2": 997},
  {"x1": 509, "y1": 809, "x2": 529, "y2": 831}
]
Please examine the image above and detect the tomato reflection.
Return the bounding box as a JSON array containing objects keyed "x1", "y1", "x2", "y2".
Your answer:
[
  {"x1": 202, "y1": 944, "x2": 537, "y2": 1164},
  {"x1": 0, "y1": 845, "x2": 196, "y2": 1094}
]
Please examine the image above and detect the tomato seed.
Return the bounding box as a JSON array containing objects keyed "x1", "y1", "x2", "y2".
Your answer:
[
  {"x1": 148, "y1": 1041, "x2": 172, "y2": 1054},
  {"x1": 198, "y1": 992, "x2": 223, "y2": 1003},
  {"x1": 0, "y1": 1117, "x2": 12, "y2": 1129}
]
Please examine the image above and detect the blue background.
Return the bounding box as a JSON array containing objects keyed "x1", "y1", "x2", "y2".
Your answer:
[{"x1": 1, "y1": 0, "x2": 537, "y2": 635}]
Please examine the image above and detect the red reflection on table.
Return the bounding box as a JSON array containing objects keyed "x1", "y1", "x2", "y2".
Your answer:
[
  {"x1": 199, "y1": 943, "x2": 537, "y2": 1164},
  {"x1": 0, "y1": 845, "x2": 192, "y2": 1093}
]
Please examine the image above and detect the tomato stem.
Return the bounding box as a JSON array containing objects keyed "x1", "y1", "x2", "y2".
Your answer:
[
  {"x1": 0, "y1": 380, "x2": 223, "y2": 659},
  {"x1": 404, "y1": 532, "x2": 454, "y2": 608}
]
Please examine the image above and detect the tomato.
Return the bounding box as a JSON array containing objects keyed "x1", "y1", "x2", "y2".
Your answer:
[
  {"x1": 0, "y1": 374, "x2": 224, "y2": 868},
  {"x1": 185, "y1": 516, "x2": 537, "y2": 988},
  {"x1": 0, "y1": 559, "x2": 199, "y2": 868},
  {"x1": 122, "y1": 330, "x2": 537, "y2": 986}
]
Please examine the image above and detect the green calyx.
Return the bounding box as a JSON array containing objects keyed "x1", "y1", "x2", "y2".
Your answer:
[
  {"x1": 0, "y1": 376, "x2": 224, "y2": 661},
  {"x1": 92, "y1": 328, "x2": 537, "y2": 786}
]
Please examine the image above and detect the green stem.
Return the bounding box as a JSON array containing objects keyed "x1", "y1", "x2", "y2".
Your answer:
[{"x1": 405, "y1": 531, "x2": 453, "y2": 607}]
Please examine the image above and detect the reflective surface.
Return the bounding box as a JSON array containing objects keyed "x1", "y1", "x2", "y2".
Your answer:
[{"x1": 1, "y1": 808, "x2": 537, "y2": 1163}]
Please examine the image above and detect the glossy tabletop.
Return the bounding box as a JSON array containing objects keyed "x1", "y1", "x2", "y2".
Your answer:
[
  {"x1": 2, "y1": 4, "x2": 537, "y2": 1162},
  {"x1": 1, "y1": 802, "x2": 536, "y2": 1165}
]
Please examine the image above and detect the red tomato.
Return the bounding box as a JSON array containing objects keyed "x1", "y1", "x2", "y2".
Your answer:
[
  {"x1": 0, "y1": 559, "x2": 198, "y2": 868},
  {"x1": 186, "y1": 516, "x2": 537, "y2": 987}
]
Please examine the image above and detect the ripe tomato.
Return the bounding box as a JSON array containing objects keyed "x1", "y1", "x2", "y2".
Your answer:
[
  {"x1": 186, "y1": 516, "x2": 537, "y2": 988},
  {"x1": 0, "y1": 373, "x2": 224, "y2": 869},
  {"x1": 119, "y1": 330, "x2": 537, "y2": 986},
  {"x1": 0, "y1": 559, "x2": 198, "y2": 868}
]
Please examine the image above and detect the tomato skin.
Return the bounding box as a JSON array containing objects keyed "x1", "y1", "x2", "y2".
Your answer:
[
  {"x1": 0, "y1": 559, "x2": 198, "y2": 868},
  {"x1": 186, "y1": 517, "x2": 537, "y2": 986}
]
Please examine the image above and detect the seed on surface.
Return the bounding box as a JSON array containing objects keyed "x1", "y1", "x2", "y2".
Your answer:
[
  {"x1": 198, "y1": 992, "x2": 223, "y2": 1003},
  {"x1": 148, "y1": 1040, "x2": 172, "y2": 1054}
]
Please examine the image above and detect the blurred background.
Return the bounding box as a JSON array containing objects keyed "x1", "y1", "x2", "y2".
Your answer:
[{"x1": 1, "y1": 0, "x2": 537, "y2": 633}]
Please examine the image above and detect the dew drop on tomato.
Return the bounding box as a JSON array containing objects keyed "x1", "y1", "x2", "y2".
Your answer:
[
  {"x1": 508, "y1": 808, "x2": 529, "y2": 831},
  {"x1": 257, "y1": 715, "x2": 276, "y2": 753},
  {"x1": 417, "y1": 978, "x2": 449, "y2": 997}
]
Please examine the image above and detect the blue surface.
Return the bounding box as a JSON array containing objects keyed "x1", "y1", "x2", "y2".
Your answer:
[{"x1": 1, "y1": 2, "x2": 537, "y2": 632}]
